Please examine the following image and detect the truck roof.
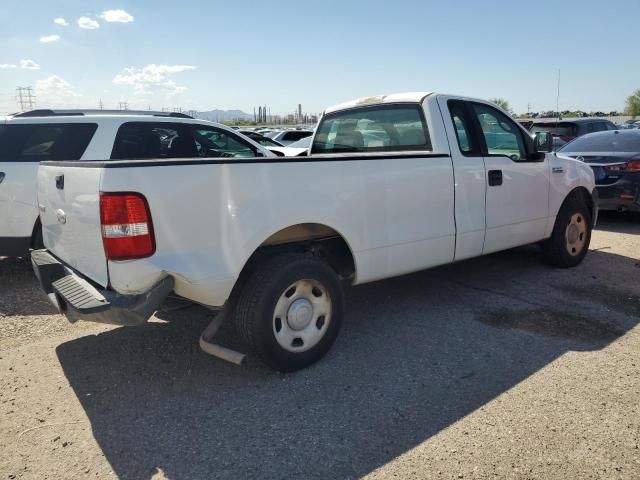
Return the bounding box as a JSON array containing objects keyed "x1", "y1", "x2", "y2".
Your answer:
[{"x1": 324, "y1": 92, "x2": 432, "y2": 115}]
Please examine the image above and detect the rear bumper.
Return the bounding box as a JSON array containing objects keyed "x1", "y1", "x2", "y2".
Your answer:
[
  {"x1": 31, "y1": 249, "x2": 174, "y2": 326},
  {"x1": 596, "y1": 176, "x2": 640, "y2": 212}
]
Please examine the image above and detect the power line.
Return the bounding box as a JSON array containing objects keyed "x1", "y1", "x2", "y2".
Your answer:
[{"x1": 16, "y1": 86, "x2": 35, "y2": 111}]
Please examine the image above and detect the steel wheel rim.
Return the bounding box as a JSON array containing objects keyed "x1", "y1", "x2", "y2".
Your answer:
[
  {"x1": 565, "y1": 213, "x2": 587, "y2": 256},
  {"x1": 272, "y1": 279, "x2": 331, "y2": 353}
]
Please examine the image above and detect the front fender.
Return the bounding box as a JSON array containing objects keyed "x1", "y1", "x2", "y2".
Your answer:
[{"x1": 545, "y1": 153, "x2": 596, "y2": 236}]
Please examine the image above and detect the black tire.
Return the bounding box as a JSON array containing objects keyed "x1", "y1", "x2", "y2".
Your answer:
[
  {"x1": 234, "y1": 253, "x2": 343, "y2": 372},
  {"x1": 543, "y1": 197, "x2": 592, "y2": 268}
]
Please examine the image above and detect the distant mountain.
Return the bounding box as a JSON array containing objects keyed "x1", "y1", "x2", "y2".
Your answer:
[{"x1": 196, "y1": 109, "x2": 253, "y2": 122}]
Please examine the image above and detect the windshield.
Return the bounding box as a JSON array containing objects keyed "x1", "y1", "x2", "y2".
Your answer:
[
  {"x1": 242, "y1": 132, "x2": 282, "y2": 147},
  {"x1": 286, "y1": 136, "x2": 312, "y2": 148},
  {"x1": 559, "y1": 132, "x2": 640, "y2": 153},
  {"x1": 530, "y1": 123, "x2": 577, "y2": 137}
]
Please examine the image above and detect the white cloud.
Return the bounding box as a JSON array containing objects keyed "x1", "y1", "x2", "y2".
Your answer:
[
  {"x1": 53, "y1": 18, "x2": 69, "y2": 26},
  {"x1": 99, "y1": 9, "x2": 134, "y2": 23},
  {"x1": 113, "y1": 64, "x2": 196, "y2": 96},
  {"x1": 40, "y1": 34, "x2": 61, "y2": 43},
  {"x1": 0, "y1": 64, "x2": 18, "y2": 69},
  {"x1": 36, "y1": 75, "x2": 81, "y2": 99},
  {"x1": 20, "y1": 59, "x2": 40, "y2": 70},
  {"x1": 78, "y1": 17, "x2": 100, "y2": 29}
]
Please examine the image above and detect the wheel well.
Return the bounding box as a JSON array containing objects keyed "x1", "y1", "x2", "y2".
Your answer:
[
  {"x1": 231, "y1": 223, "x2": 356, "y2": 298},
  {"x1": 30, "y1": 218, "x2": 43, "y2": 248},
  {"x1": 565, "y1": 186, "x2": 594, "y2": 221}
]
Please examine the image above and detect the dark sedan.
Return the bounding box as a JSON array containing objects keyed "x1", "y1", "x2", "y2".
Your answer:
[{"x1": 558, "y1": 130, "x2": 640, "y2": 213}]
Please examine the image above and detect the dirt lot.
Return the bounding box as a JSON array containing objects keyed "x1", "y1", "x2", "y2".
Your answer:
[{"x1": 1, "y1": 213, "x2": 639, "y2": 480}]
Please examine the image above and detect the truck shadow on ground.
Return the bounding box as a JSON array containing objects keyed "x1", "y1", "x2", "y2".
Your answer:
[
  {"x1": 594, "y1": 210, "x2": 640, "y2": 234},
  {"x1": 55, "y1": 240, "x2": 640, "y2": 479}
]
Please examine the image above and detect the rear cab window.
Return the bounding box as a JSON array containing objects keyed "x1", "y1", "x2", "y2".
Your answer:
[
  {"x1": 0, "y1": 123, "x2": 98, "y2": 161},
  {"x1": 312, "y1": 104, "x2": 431, "y2": 154}
]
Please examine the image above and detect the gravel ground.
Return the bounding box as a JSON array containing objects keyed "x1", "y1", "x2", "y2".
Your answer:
[{"x1": 1, "y1": 212, "x2": 639, "y2": 480}]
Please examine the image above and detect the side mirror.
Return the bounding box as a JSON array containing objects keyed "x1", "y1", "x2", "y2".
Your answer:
[{"x1": 534, "y1": 131, "x2": 553, "y2": 153}]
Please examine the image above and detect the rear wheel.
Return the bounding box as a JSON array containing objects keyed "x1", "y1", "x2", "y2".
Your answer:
[
  {"x1": 544, "y1": 198, "x2": 592, "y2": 267},
  {"x1": 235, "y1": 253, "x2": 343, "y2": 372}
]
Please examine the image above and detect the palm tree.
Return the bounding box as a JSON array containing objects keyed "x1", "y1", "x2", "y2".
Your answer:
[
  {"x1": 625, "y1": 89, "x2": 640, "y2": 118},
  {"x1": 490, "y1": 98, "x2": 511, "y2": 113}
]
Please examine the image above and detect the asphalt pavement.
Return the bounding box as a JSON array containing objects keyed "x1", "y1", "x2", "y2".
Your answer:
[{"x1": 1, "y1": 212, "x2": 639, "y2": 479}]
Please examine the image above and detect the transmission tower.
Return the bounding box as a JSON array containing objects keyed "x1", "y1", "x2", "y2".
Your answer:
[
  {"x1": 16, "y1": 86, "x2": 36, "y2": 111},
  {"x1": 118, "y1": 101, "x2": 128, "y2": 110}
]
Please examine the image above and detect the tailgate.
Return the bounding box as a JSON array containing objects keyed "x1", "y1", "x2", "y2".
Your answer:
[{"x1": 37, "y1": 164, "x2": 108, "y2": 286}]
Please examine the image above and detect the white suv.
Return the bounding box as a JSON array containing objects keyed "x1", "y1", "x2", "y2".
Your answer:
[{"x1": 0, "y1": 109, "x2": 274, "y2": 257}]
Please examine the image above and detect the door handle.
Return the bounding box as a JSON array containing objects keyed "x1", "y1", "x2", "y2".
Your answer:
[
  {"x1": 488, "y1": 170, "x2": 503, "y2": 186},
  {"x1": 552, "y1": 166, "x2": 564, "y2": 173},
  {"x1": 0, "y1": 172, "x2": 5, "y2": 184}
]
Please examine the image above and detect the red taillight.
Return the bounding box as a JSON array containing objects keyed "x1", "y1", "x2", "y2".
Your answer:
[
  {"x1": 100, "y1": 192, "x2": 155, "y2": 260},
  {"x1": 626, "y1": 160, "x2": 640, "y2": 172}
]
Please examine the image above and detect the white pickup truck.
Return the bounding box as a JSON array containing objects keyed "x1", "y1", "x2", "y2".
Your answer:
[{"x1": 32, "y1": 92, "x2": 598, "y2": 371}]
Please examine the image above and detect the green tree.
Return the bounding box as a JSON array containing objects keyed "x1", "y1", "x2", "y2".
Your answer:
[
  {"x1": 490, "y1": 98, "x2": 511, "y2": 113},
  {"x1": 625, "y1": 89, "x2": 640, "y2": 118}
]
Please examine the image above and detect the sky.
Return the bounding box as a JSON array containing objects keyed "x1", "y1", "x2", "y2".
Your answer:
[{"x1": 1, "y1": 0, "x2": 638, "y2": 116}]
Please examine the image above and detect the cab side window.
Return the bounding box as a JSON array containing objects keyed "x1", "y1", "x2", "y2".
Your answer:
[
  {"x1": 471, "y1": 104, "x2": 527, "y2": 161},
  {"x1": 0, "y1": 124, "x2": 97, "y2": 161},
  {"x1": 447, "y1": 101, "x2": 476, "y2": 155},
  {"x1": 111, "y1": 122, "x2": 198, "y2": 159}
]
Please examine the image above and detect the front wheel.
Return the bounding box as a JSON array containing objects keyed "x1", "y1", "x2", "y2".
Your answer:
[
  {"x1": 543, "y1": 198, "x2": 592, "y2": 268},
  {"x1": 235, "y1": 253, "x2": 344, "y2": 372}
]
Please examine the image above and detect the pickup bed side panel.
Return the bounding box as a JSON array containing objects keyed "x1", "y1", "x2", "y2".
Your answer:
[{"x1": 102, "y1": 156, "x2": 455, "y2": 306}]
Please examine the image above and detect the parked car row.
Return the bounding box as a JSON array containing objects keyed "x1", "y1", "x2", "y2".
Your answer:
[
  {"x1": 529, "y1": 119, "x2": 618, "y2": 149},
  {"x1": 619, "y1": 119, "x2": 640, "y2": 130}
]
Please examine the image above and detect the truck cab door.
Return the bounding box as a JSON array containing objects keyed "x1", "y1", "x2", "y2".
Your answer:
[
  {"x1": 467, "y1": 102, "x2": 549, "y2": 254},
  {"x1": 437, "y1": 97, "x2": 487, "y2": 260}
]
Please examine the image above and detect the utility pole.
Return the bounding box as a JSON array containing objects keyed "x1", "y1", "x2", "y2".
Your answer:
[
  {"x1": 99, "y1": 99, "x2": 104, "y2": 110},
  {"x1": 556, "y1": 69, "x2": 561, "y2": 120},
  {"x1": 118, "y1": 101, "x2": 128, "y2": 110},
  {"x1": 16, "y1": 86, "x2": 35, "y2": 111}
]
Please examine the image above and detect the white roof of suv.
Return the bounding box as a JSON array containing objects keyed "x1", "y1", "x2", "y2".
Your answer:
[{"x1": 324, "y1": 92, "x2": 432, "y2": 114}]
